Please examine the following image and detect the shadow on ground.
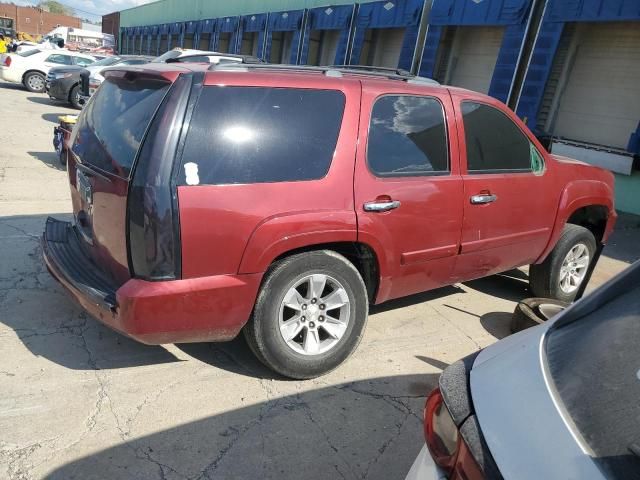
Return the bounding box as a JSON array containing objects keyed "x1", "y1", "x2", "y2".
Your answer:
[
  {"x1": 27, "y1": 150, "x2": 65, "y2": 171},
  {"x1": 43, "y1": 373, "x2": 438, "y2": 480},
  {"x1": 0, "y1": 81, "x2": 25, "y2": 90},
  {"x1": 604, "y1": 212, "x2": 640, "y2": 264},
  {"x1": 27, "y1": 95, "x2": 59, "y2": 106},
  {"x1": 0, "y1": 213, "x2": 181, "y2": 371}
]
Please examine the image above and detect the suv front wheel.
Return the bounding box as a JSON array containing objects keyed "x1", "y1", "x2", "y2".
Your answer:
[{"x1": 244, "y1": 250, "x2": 368, "y2": 379}]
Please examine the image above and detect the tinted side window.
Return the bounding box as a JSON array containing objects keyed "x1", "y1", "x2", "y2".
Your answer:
[
  {"x1": 46, "y1": 54, "x2": 72, "y2": 65},
  {"x1": 461, "y1": 102, "x2": 532, "y2": 173},
  {"x1": 179, "y1": 87, "x2": 345, "y2": 185},
  {"x1": 367, "y1": 95, "x2": 448, "y2": 176}
]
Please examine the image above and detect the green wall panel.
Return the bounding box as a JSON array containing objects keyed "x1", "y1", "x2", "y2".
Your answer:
[
  {"x1": 615, "y1": 172, "x2": 640, "y2": 216},
  {"x1": 120, "y1": 0, "x2": 379, "y2": 27}
]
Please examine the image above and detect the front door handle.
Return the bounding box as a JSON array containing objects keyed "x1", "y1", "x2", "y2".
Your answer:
[
  {"x1": 470, "y1": 194, "x2": 497, "y2": 205},
  {"x1": 363, "y1": 200, "x2": 401, "y2": 212}
]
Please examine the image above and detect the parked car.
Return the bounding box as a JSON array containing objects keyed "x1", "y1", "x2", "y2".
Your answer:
[
  {"x1": 152, "y1": 48, "x2": 260, "y2": 64},
  {"x1": 41, "y1": 63, "x2": 616, "y2": 379},
  {"x1": 85, "y1": 49, "x2": 258, "y2": 99},
  {"x1": 0, "y1": 48, "x2": 95, "y2": 93},
  {"x1": 81, "y1": 55, "x2": 154, "y2": 98},
  {"x1": 407, "y1": 259, "x2": 640, "y2": 480},
  {"x1": 47, "y1": 55, "x2": 152, "y2": 108}
]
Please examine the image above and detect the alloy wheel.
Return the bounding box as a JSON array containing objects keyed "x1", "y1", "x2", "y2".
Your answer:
[
  {"x1": 278, "y1": 274, "x2": 350, "y2": 355},
  {"x1": 559, "y1": 243, "x2": 590, "y2": 294}
]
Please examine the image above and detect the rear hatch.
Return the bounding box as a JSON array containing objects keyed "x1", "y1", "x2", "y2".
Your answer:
[{"x1": 68, "y1": 70, "x2": 173, "y2": 285}]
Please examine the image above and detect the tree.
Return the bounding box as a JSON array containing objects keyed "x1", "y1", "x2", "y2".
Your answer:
[{"x1": 38, "y1": 1, "x2": 74, "y2": 16}]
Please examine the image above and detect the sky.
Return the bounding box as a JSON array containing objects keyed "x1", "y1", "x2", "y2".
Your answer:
[{"x1": 12, "y1": 0, "x2": 156, "y2": 19}]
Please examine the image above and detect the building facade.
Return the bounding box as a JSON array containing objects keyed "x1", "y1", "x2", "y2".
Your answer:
[
  {"x1": 109, "y1": 0, "x2": 640, "y2": 214},
  {"x1": 0, "y1": 3, "x2": 81, "y2": 37}
]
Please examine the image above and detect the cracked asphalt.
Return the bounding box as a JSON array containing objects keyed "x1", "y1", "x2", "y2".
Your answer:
[{"x1": 0, "y1": 80, "x2": 638, "y2": 480}]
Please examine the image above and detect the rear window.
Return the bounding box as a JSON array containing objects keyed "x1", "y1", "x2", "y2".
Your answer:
[
  {"x1": 71, "y1": 75, "x2": 170, "y2": 177},
  {"x1": 546, "y1": 283, "x2": 640, "y2": 477},
  {"x1": 178, "y1": 86, "x2": 345, "y2": 185}
]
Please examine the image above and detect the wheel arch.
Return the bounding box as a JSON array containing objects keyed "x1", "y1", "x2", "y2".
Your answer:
[
  {"x1": 256, "y1": 241, "x2": 381, "y2": 305},
  {"x1": 535, "y1": 180, "x2": 616, "y2": 264},
  {"x1": 22, "y1": 69, "x2": 46, "y2": 83}
]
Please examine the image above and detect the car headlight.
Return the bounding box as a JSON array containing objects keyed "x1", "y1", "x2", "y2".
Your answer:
[{"x1": 54, "y1": 72, "x2": 73, "y2": 79}]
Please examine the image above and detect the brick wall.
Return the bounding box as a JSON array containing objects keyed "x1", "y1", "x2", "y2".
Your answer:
[{"x1": 0, "y1": 3, "x2": 81, "y2": 36}]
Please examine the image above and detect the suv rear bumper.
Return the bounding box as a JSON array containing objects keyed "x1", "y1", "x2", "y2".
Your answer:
[{"x1": 42, "y1": 217, "x2": 262, "y2": 344}]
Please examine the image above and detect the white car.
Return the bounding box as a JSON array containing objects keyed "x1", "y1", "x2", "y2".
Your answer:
[
  {"x1": 152, "y1": 48, "x2": 253, "y2": 64},
  {"x1": 87, "y1": 49, "x2": 258, "y2": 98},
  {"x1": 85, "y1": 55, "x2": 153, "y2": 97},
  {"x1": 0, "y1": 49, "x2": 95, "y2": 93}
]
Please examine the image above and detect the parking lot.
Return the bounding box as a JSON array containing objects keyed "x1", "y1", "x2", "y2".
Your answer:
[{"x1": 0, "y1": 80, "x2": 637, "y2": 480}]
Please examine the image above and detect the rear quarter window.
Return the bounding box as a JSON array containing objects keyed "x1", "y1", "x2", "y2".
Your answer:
[{"x1": 178, "y1": 86, "x2": 345, "y2": 185}]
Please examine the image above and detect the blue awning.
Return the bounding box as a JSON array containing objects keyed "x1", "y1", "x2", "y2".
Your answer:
[
  {"x1": 241, "y1": 13, "x2": 268, "y2": 32},
  {"x1": 430, "y1": 0, "x2": 531, "y2": 26},
  {"x1": 218, "y1": 16, "x2": 240, "y2": 33},
  {"x1": 185, "y1": 20, "x2": 197, "y2": 34},
  {"x1": 267, "y1": 9, "x2": 305, "y2": 31},
  {"x1": 197, "y1": 19, "x2": 216, "y2": 33},
  {"x1": 307, "y1": 5, "x2": 354, "y2": 30},
  {"x1": 169, "y1": 22, "x2": 183, "y2": 34}
]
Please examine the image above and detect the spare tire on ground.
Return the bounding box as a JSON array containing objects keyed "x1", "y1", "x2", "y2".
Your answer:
[{"x1": 511, "y1": 298, "x2": 570, "y2": 333}]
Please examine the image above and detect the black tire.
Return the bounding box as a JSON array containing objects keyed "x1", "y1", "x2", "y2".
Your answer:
[
  {"x1": 511, "y1": 297, "x2": 569, "y2": 333},
  {"x1": 69, "y1": 84, "x2": 82, "y2": 109},
  {"x1": 529, "y1": 224, "x2": 596, "y2": 302},
  {"x1": 244, "y1": 250, "x2": 368, "y2": 379},
  {"x1": 23, "y1": 71, "x2": 46, "y2": 93}
]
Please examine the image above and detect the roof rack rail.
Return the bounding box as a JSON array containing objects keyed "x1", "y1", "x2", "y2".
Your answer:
[
  {"x1": 167, "y1": 53, "x2": 264, "y2": 64},
  {"x1": 328, "y1": 64, "x2": 412, "y2": 77},
  {"x1": 208, "y1": 63, "x2": 439, "y2": 85}
]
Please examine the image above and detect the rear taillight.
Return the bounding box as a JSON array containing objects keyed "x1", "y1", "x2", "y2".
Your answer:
[
  {"x1": 425, "y1": 388, "x2": 460, "y2": 473},
  {"x1": 128, "y1": 73, "x2": 191, "y2": 280},
  {"x1": 4, "y1": 56, "x2": 11, "y2": 67},
  {"x1": 424, "y1": 387, "x2": 487, "y2": 480}
]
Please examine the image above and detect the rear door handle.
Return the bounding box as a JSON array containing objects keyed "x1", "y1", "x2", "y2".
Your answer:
[
  {"x1": 470, "y1": 194, "x2": 497, "y2": 205},
  {"x1": 363, "y1": 200, "x2": 401, "y2": 212}
]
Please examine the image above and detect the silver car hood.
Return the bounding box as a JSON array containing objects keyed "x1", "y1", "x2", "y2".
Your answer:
[{"x1": 470, "y1": 323, "x2": 603, "y2": 479}]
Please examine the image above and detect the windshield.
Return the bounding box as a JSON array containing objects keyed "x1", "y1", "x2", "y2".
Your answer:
[
  {"x1": 90, "y1": 56, "x2": 121, "y2": 67},
  {"x1": 71, "y1": 74, "x2": 170, "y2": 178},
  {"x1": 546, "y1": 281, "x2": 640, "y2": 478}
]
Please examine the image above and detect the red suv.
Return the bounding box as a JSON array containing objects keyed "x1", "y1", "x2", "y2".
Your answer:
[{"x1": 43, "y1": 63, "x2": 616, "y2": 379}]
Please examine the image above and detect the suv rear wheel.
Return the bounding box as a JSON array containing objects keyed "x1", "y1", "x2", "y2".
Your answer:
[
  {"x1": 244, "y1": 250, "x2": 368, "y2": 379},
  {"x1": 529, "y1": 224, "x2": 596, "y2": 302}
]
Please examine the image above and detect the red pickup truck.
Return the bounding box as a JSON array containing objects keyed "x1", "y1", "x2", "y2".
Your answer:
[{"x1": 42, "y1": 63, "x2": 616, "y2": 378}]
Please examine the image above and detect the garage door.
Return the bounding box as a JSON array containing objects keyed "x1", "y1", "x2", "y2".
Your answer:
[
  {"x1": 361, "y1": 28, "x2": 405, "y2": 68},
  {"x1": 446, "y1": 26, "x2": 504, "y2": 94},
  {"x1": 552, "y1": 22, "x2": 640, "y2": 149}
]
